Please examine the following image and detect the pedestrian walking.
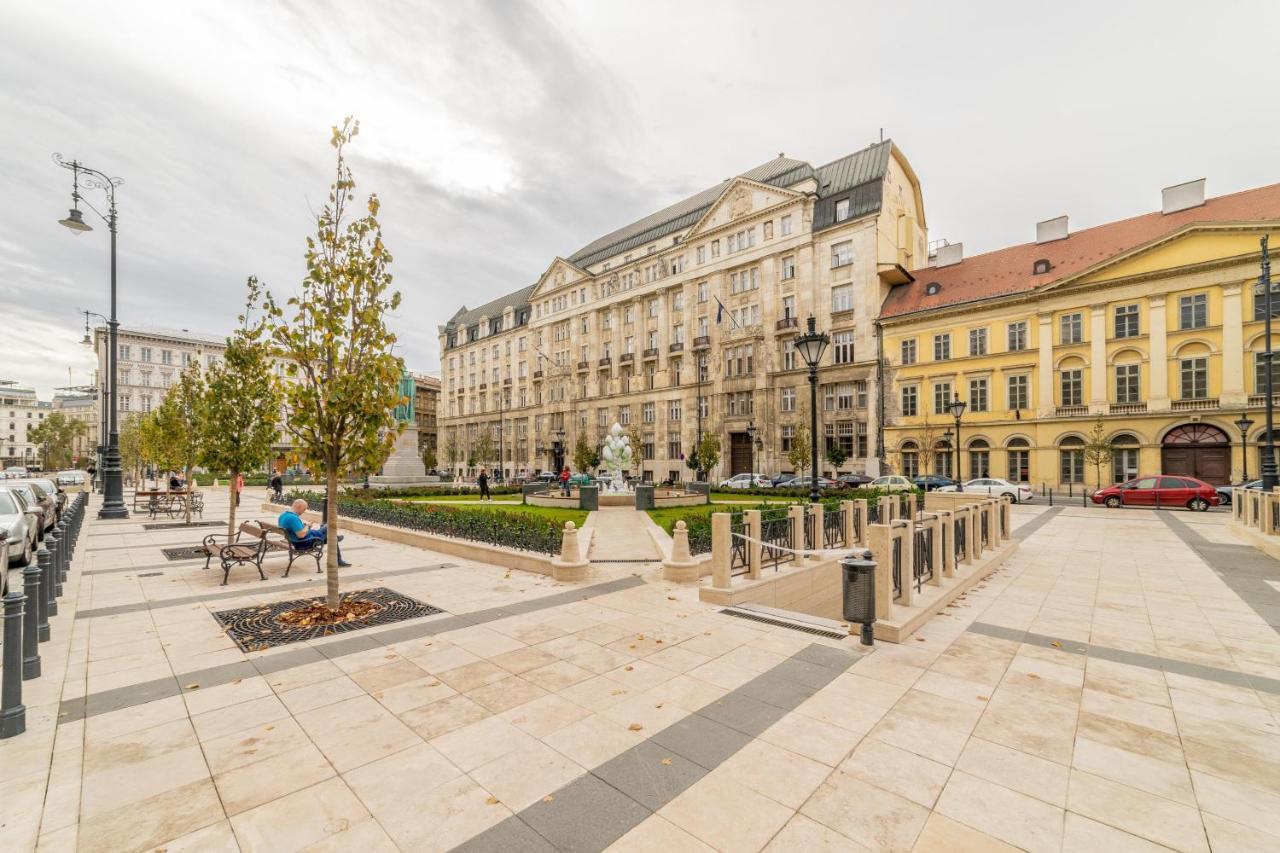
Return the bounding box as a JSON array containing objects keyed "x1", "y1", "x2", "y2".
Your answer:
[
  {"x1": 234, "y1": 472, "x2": 244, "y2": 508},
  {"x1": 559, "y1": 466, "x2": 571, "y2": 496},
  {"x1": 478, "y1": 468, "x2": 491, "y2": 501}
]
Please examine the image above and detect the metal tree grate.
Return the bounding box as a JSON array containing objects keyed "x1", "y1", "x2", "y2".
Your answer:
[
  {"x1": 162, "y1": 546, "x2": 208, "y2": 561},
  {"x1": 143, "y1": 521, "x2": 225, "y2": 531},
  {"x1": 213, "y1": 587, "x2": 443, "y2": 652}
]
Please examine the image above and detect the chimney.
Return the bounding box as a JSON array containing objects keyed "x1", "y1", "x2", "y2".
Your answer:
[
  {"x1": 935, "y1": 242, "x2": 964, "y2": 267},
  {"x1": 1036, "y1": 215, "x2": 1069, "y2": 244},
  {"x1": 1162, "y1": 178, "x2": 1206, "y2": 215}
]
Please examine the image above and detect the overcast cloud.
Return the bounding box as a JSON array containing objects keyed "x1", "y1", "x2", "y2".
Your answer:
[{"x1": 2, "y1": 0, "x2": 1275, "y2": 398}]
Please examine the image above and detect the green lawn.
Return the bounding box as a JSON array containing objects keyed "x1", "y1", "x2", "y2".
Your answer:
[{"x1": 461, "y1": 503, "x2": 588, "y2": 528}]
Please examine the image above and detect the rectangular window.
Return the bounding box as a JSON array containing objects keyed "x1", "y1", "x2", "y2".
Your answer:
[
  {"x1": 697, "y1": 282, "x2": 708, "y2": 303},
  {"x1": 933, "y1": 382, "x2": 952, "y2": 415},
  {"x1": 1114, "y1": 304, "x2": 1140, "y2": 338},
  {"x1": 855, "y1": 380, "x2": 867, "y2": 408},
  {"x1": 1179, "y1": 357, "x2": 1208, "y2": 399},
  {"x1": 780, "y1": 215, "x2": 792, "y2": 236},
  {"x1": 1179, "y1": 294, "x2": 1207, "y2": 330},
  {"x1": 642, "y1": 402, "x2": 655, "y2": 423},
  {"x1": 780, "y1": 387, "x2": 796, "y2": 412},
  {"x1": 836, "y1": 383, "x2": 854, "y2": 410},
  {"x1": 1115, "y1": 364, "x2": 1140, "y2": 403},
  {"x1": 1253, "y1": 289, "x2": 1280, "y2": 320},
  {"x1": 1060, "y1": 369, "x2": 1083, "y2": 406},
  {"x1": 835, "y1": 198, "x2": 850, "y2": 221},
  {"x1": 140, "y1": 347, "x2": 152, "y2": 362},
  {"x1": 711, "y1": 240, "x2": 720, "y2": 258},
  {"x1": 667, "y1": 433, "x2": 681, "y2": 459},
  {"x1": 669, "y1": 399, "x2": 682, "y2": 421},
  {"x1": 1061, "y1": 447, "x2": 1085, "y2": 484},
  {"x1": 832, "y1": 331, "x2": 854, "y2": 364},
  {"x1": 968, "y1": 378, "x2": 989, "y2": 412},
  {"x1": 831, "y1": 284, "x2": 853, "y2": 313},
  {"x1": 780, "y1": 255, "x2": 795, "y2": 280},
  {"x1": 823, "y1": 384, "x2": 835, "y2": 411},
  {"x1": 780, "y1": 425, "x2": 795, "y2": 452},
  {"x1": 933, "y1": 334, "x2": 951, "y2": 361},
  {"x1": 1007, "y1": 321, "x2": 1028, "y2": 351},
  {"x1": 782, "y1": 295, "x2": 796, "y2": 320},
  {"x1": 1255, "y1": 352, "x2": 1280, "y2": 393},
  {"x1": 900, "y1": 339, "x2": 917, "y2": 365},
  {"x1": 968, "y1": 328, "x2": 987, "y2": 356},
  {"x1": 831, "y1": 240, "x2": 853, "y2": 268},
  {"x1": 619, "y1": 405, "x2": 630, "y2": 425},
  {"x1": 1060, "y1": 312, "x2": 1083, "y2": 344},
  {"x1": 118, "y1": 344, "x2": 131, "y2": 360},
  {"x1": 696, "y1": 246, "x2": 705, "y2": 264},
  {"x1": 901, "y1": 386, "x2": 918, "y2": 417},
  {"x1": 1007, "y1": 374, "x2": 1029, "y2": 410},
  {"x1": 1008, "y1": 449, "x2": 1030, "y2": 482},
  {"x1": 782, "y1": 341, "x2": 796, "y2": 371}
]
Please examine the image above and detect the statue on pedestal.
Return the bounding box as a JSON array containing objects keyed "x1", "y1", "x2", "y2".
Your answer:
[{"x1": 370, "y1": 368, "x2": 429, "y2": 487}]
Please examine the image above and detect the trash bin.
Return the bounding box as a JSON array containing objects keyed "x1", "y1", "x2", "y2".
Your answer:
[{"x1": 841, "y1": 550, "x2": 877, "y2": 646}]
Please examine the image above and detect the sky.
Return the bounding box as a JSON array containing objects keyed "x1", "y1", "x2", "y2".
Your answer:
[{"x1": 2, "y1": 0, "x2": 1276, "y2": 399}]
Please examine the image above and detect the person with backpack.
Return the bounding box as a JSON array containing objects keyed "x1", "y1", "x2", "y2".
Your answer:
[{"x1": 477, "y1": 469, "x2": 491, "y2": 501}]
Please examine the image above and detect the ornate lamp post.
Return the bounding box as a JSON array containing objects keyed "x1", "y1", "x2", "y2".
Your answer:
[
  {"x1": 555, "y1": 427, "x2": 566, "y2": 473},
  {"x1": 80, "y1": 310, "x2": 110, "y2": 492},
  {"x1": 949, "y1": 398, "x2": 968, "y2": 491},
  {"x1": 941, "y1": 429, "x2": 954, "y2": 479},
  {"x1": 793, "y1": 317, "x2": 830, "y2": 503},
  {"x1": 1258, "y1": 236, "x2": 1278, "y2": 491},
  {"x1": 1235, "y1": 414, "x2": 1256, "y2": 484},
  {"x1": 746, "y1": 420, "x2": 757, "y2": 480},
  {"x1": 55, "y1": 155, "x2": 127, "y2": 519}
]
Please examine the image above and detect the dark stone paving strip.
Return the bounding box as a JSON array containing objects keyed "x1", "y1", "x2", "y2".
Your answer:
[
  {"x1": 453, "y1": 642, "x2": 859, "y2": 853},
  {"x1": 75, "y1": 561, "x2": 454, "y2": 619},
  {"x1": 58, "y1": 574, "x2": 647, "y2": 723},
  {"x1": 1011, "y1": 506, "x2": 1063, "y2": 540},
  {"x1": 968, "y1": 621, "x2": 1280, "y2": 695},
  {"x1": 1157, "y1": 511, "x2": 1280, "y2": 632}
]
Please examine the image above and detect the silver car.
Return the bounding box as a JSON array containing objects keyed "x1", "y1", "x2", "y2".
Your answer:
[{"x1": 0, "y1": 487, "x2": 37, "y2": 583}]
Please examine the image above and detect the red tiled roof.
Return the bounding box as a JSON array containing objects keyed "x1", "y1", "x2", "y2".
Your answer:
[{"x1": 880, "y1": 182, "x2": 1280, "y2": 320}]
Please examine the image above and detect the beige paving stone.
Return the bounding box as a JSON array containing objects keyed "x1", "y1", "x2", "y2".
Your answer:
[
  {"x1": 358, "y1": 771, "x2": 510, "y2": 851},
  {"x1": 429, "y1": 713, "x2": 538, "y2": 771},
  {"x1": 911, "y1": 670, "x2": 994, "y2": 707},
  {"x1": 847, "y1": 652, "x2": 925, "y2": 688},
  {"x1": 1067, "y1": 769, "x2": 1209, "y2": 853},
  {"x1": 1189, "y1": 769, "x2": 1280, "y2": 840},
  {"x1": 660, "y1": 770, "x2": 794, "y2": 852},
  {"x1": 521, "y1": 658, "x2": 595, "y2": 692},
  {"x1": 78, "y1": 777, "x2": 224, "y2": 853},
  {"x1": 973, "y1": 687, "x2": 1077, "y2": 765},
  {"x1": 911, "y1": 812, "x2": 1022, "y2": 852},
  {"x1": 1174, "y1": 710, "x2": 1280, "y2": 759},
  {"x1": 82, "y1": 694, "x2": 189, "y2": 743},
  {"x1": 470, "y1": 739, "x2": 585, "y2": 811},
  {"x1": 465, "y1": 674, "x2": 550, "y2": 713},
  {"x1": 499, "y1": 692, "x2": 593, "y2": 737},
  {"x1": 1181, "y1": 735, "x2": 1280, "y2": 795},
  {"x1": 644, "y1": 644, "x2": 713, "y2": 674},
  {"x1": 277, "y1": 675, "x2": 367, "y2": 715},
  {"x1": 1171, "y1": 688, "x2": 1280, "y2": 733},
  {"x1": 295, "y1": 694, "x2": 422, "y2": 772},
  {"x1": 934, "y1": 769, "x2": 1064, "y2": 853},
  {"x1": 644, "y1": 672, "x2": 728, "y2": 712},
  {"x1": 491, "y1": 644, "x2": 559, "y2": 674},
  {"x1": 840, "y1": 737, "x2": 952, "y2": 808},
  {"x1": 260, "y1": 658, "x2": 346, "y2": 694},
  {"x1": 213, "y1": 742, "x2": 335, "y2": 816},
  {"x1": 343, "y1": 742, "x2": 463, "y2": 809},
  {"x1": 36, "y1": 825, "x2": 77, "y2": 853},
  {"x1": 543, "y1": 712, "x2": 645, "y2": 767},
  {"x1": 183, "y1": 675, "x2": 274, "y2": 716},
  {"x1": 1061, "y1": 813, "x2": 1178, "y2": 853},
  {"x1": 409, "y1": 642, "x2": 482, "y2": 674},
  {"x1": 954, "y1": 736, "x2": 1069, "y2": 807},
  {"x1": 603, "y1": 658, "x2": 679, "y2": 691},
  {"x1": 369, "y1": 673, "x2": 456, "y2": 714},
  {"x1": 1201, "y1": 813, "x2": 1280, "y2": 853},
  {"x1": 558, "y1": 673, "x2": 636, "y2": 711},
  {"x1": 229, "y1": 777, "x2": 375, "y2": 853},
  {"x1": 436, "y1": 659, "x2": 511, "y2": 692},
  {"x1": 349, "y1": 658, "x2": 432, "y2": 694},
  {"x1": 201, "y1": 716, "x2": 313, "y2": 775},
  {"x1": 1072, "y1": 735, "x2": 1195, "y2": 805},
  {"x1": 717, "y1": 738, "x2": 832, "y2": 809},
  {"x1": 607, "y1": 814, "x2": 717, "y2": 852},
  {"x1": 1075, "y1": 710, "x2": 1184, "y2": 764},
  {"x1": 397, "y1": 693, "x2": 491, "y2": 740},
  {"x1": 686, "y1": 655, "x2": 762, "y2": 691},
  {"x1": 801, "y1": 770, "x2": 929, "y2": 853},
  {"x1": 191, "y1": 694, "x2": 291, "y2": 742},
  {"x1": 759, "y1": 712, "x2": 866, "y2": 766}
]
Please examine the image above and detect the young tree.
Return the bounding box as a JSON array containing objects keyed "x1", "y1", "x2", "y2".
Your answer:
[
  {"x1": 118, "y1": 412, "x2": 144, "y2": 485},
  {"x1": 252, "y1": 118, "x2": 404, "y2": 611},
  {"x1": 473, "y1": 433, "x2": 496, "y2": 470},
  {"x1": 422, "y1": 446, "x2": 438, "y2": 472},
  {"x1": 695, "y1": 433, "x2": 721, "y2": 478},
  {"x1": 153, "y1": 360, "x2": 207, "y2": 523},
  {"x1": 788, "y1": 424, "x2": 811, "y2": 478},
  {"x1": 1083, "y1": 416, "x2": 1113, "y2": 488},
  {"x1": 572, "y1": 432, "x2": 599, "y2": 473},
  {"x1": 443, "y1": 431, "x2": 459, "y2": 470},
  {"x1": 28, "y1": 412, "x2": 87, "y2": 470},
  {"x1": 826, "y1": 441, "x2": 848, "y2": 471},
  {"x1": 201, "y1": 294, "x2": 283, "y2": 537}
]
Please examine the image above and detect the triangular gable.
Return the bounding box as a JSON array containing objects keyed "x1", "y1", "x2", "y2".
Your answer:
[
  {"x1": 528, "y1": 257, "x2": 590, "y2": 300},
  {"x1": 683, "y1": 177, "x2": 805, "y2": 240}
]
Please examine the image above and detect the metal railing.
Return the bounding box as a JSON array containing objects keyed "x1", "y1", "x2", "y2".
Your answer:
[
  {"x1": 913, "y1": 524, "x2": 933, "y2": 591},
  {"x1": 891, "y1": 536, "x2": 902, "y2": 601},
  {"x1": 804, "y1": 512, "x2": 816, "y2": 552},
  {"x1": 761, "y1": 516, "x2": 792, "y2": 571},
  {"x1": 729, "y1": 522, "x2": 749, "y2": 576},
  {"x1": 980, "y1": 510, "x2": 990, "y2": 548},
  {"x1": 954, "y1": 515, "x2": 967, "y2": 560},
  {"x1": 851, "y1": 507, "x2": 862, "y2": 543},
  {"x1": 1272, "y1": 499, "x2": 1280, "y2": 533},
  {"x1": 824, "y1": 510, "x2": 844, "y2": 549},
  {"x1": 867, "y1": 503, "x2": 881, "y2": 524}
]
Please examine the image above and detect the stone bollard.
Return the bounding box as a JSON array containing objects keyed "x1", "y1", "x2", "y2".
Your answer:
[
  {"x1": 551, "y1": 521, "x2": 589, "y2": 582},
  {"x1": 47, "y1": 525, "x2": 63, "y2": 599},
  {"x1": 0, "y1": 591, "x2": 25, "y2": 737},
  {"x1": 787, "y1": 505, "x2": 806, "y2": 567},
  {"x1": 662, "y1": 521, "x2": 701, "y2": 583},
  {"x1": 37, "y1": 545, "x2": 54, "y2": 632},
  {"x1": 22, "y1": 565, "x2": 41, "y2": 679},
  {"x1": 745, "y1": 510, "x2": 762, "y2": 578},
  {"x1": 710, "y1": 513, "x2": 731, "y2": 589}
]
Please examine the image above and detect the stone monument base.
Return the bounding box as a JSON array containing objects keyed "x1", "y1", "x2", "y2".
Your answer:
[{"x1": 369, "y1": 425, "x2": 430, "y2": 488}]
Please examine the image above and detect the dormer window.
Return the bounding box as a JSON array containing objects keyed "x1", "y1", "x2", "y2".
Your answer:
[
  {"x1": 1033, "y1": 259, "x2": 1052, "y2": 275},
  {"x1": 925, "y1": 282, "x2": 942, "y2": 296}
]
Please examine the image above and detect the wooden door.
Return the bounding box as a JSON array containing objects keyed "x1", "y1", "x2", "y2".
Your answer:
[{"x1": 729, "y1": 433, "x2": 752, "y2": 475}]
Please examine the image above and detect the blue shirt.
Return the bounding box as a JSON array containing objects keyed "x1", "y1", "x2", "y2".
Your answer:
[{"x1": 278, "y1": 510, "x2": 307, "y2": 540}]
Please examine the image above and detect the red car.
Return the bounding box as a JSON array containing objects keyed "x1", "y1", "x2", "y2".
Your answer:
[{"x1": 1090, "y1": 475, "x2": 1219, "y2": 511}]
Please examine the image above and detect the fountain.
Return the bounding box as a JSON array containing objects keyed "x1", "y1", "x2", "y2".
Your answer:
[{"x1": 600, "y1": 423, "x2": 634, "y2": 495}]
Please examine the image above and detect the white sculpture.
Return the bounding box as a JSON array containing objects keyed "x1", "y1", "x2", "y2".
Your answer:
[{"x1": 601, "y1": 422, "x2": 634, "y2": 494}]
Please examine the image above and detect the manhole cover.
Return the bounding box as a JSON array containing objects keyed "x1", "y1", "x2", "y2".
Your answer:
[
  {"x1": 213, "y1": 587, "x2": 443, "y2": 652},
  {"x1": 162, "y1": 546, "x2": 207, "y2": 561},
  {"x1": 143, "y1": 521, "x2": 225, "y2": 531}
]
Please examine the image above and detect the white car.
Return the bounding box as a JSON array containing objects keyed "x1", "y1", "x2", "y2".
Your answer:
[
  {"x1": 869, "y1": 475, "x2": 915, "y2": 492},
  {"x1": 719, "y1": 473, "x2": 772, "y2": 489},
  {"x1": 937, "y1": 478, "x2": 1033, "y2": 503},
  {"x1": 0, "y1": 486, "x2": 38, "y2": 580}
]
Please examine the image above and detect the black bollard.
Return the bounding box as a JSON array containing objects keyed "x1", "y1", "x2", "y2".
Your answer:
[
  {"x1": 47, "y1": 525, "x2": 62, "y2": 600},
  {"x1": 0, "y1": 591, "x2": 26, "y2": 738},
  {"x1": 22, "y1": 565, "x2": 41, "y2": 679},
  {"x1": 56, "y1": 519, "x2": 68, "y2": 584},
  {"x1": 36, "y1": 545, "x2": 53, "y2": 636}
]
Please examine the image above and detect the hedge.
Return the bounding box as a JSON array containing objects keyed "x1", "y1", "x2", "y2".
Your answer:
[
  {"x1": 341, "y1": 484, "x2": 522, "y2": 499},
  {"x1": 281, "y1": 490, "x2": 561, "y2": 554}
]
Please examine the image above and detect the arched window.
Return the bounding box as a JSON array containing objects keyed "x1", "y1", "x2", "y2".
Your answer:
[
  {"x1": 933, "y1": 439, "x2": 952, "y2": 477},
  {"x1": 1060, "y1": 436, "x2": 1085, "y2": 484},
  {"x1": 968, "y1": 438, "x2": 990, "y2": 480},
  {"x1": 1111, "y1": 433, "x2": 1140, "y2": 483},
  {"x1": 1006, "y1": 437, "x2": 1030, "y2": 482},
  {"x1": 900, "y1": 441, "x2": 919, "y2": 478}
]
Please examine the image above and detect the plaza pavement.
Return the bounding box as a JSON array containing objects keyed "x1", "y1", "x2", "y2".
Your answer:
[{"x1": 3, "y1": 488, "x2": 1279, "y2": 851}]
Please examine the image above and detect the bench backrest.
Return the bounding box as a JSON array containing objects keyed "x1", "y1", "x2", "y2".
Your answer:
[{"x1": 240, "y1": 521, "x2": 266, "y2": 540}]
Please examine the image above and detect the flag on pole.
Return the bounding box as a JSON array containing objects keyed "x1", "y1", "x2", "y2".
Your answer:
[{"x1": 714, "y1": 297, "x2": 740, "y2": 329}]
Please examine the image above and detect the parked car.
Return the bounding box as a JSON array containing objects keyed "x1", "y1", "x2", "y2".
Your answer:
[
  {"x1": 835, "y1": 473, "x2": 873, "y2": 488},
  {"x1": 4, "y1": 482, "x2": 55, "y2": 536},
  {"x1": 534, "y1": 471, "x2": 558, "y2": 484},
  {"x1": 780, "y1": 476, "x2": 837, "y2": 489},
  {"x1": 719, "y1": 473, "x2": 773, "y2": 489},
  {"x1": 0, "y1": 486, "x2": 38, "y2": 578},
  {"x1": 869, "y1": 475, "x2": 915, "y2": 492},
  {"x1": 912, "y1": 475, "x2": 957, "y2": 492},
  {"x1": 19, "y1": 478, "x2": 66, "y2": 516},
  {"x1": 937, "y1": 478, "x2": 1033, "y2": 503},
  {"x1": 1215, "y1": 479, "x2": 1261, "y2": 506},
  {"x1": 1090, "y1": 475, "x2": 1220, "y2": 511},
  {"x1": 3, "y1": 467, "x2": 29, "y2": 479},
  {"x1": 56, "y1": 470, "x2": 88, "y2": 487}
]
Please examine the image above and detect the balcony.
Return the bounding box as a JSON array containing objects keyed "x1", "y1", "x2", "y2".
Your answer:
[
  {"x1": 1055, "y1": 405, "x2": 1088, "y2": 417},
  {"x1": 598, "y1": 357, "x2": 612, "y2": 367},
  {"x1": 668, "y1": 342, "x2": 684, "y2": 353},
  {"x1": 577, "y1": 360, "x2": 590, "y2": 371},
  {"x1": 775, "y1": 317, "x2": 798, "y2": 331},
  {"x1": 532, "y1": 370, "x2": 543, "y2": 379},
  {"x1": 643, "y1": 347, "x2": 659, "y2": 359},
  {"x1": 693, "y1": 336, "x2": 710, "y2": 349},
  {"x1": 620, "y1": 352, "x2": 635, "y2": 363},
  {"x1": 1109, "y1": 402, "x2": 1147, "y2": 415},
  {"x1": 1248, "y1": 394, "x2": 1280, "y2": 407},
  {"x1": 502, "y1": 378, "x2": 511, "y2": 386},
  {"x1": 478, "y1": 383, "x2": 487, "y2": 390},
  {"x1": 1172, "y1": 397, "x2": 1219, "y2": 412}
]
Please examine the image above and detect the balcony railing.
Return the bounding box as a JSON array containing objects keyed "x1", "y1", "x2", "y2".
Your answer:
[
  {"x1": 642, "y1": 347, "x2": 659, "y2": 359},
  {"x1": 1248, "y1": 394, "x2": 1280, "y2": 407},
  {"x1": 668, "y1": 342, "x2": 684, "y2": 353},
  {"x1": 1109, "y1": 402, "x2": 1145, "y2": 414},
  {"x1": 1172, "y1": 397, "x2": 1219, "y2": 412},
  {"x1": 577, "y1": 361, "x2": 589, "y2": 371},
  {"x1": 598, "y1": 357, "x2": 612, "y2": 366},
  {"x1": 502, "y1": 378, "x2": 511, "y2": 385},
  {"x1": 620, "y1": 352, "x2": 635, "y2": 363},
  {"x1": 478, "y1": 383, "x2": 487, "y2": 390},
  {"x1": 693, "y1": 336, "x2": 710, "y2": 349},
  {"x1": 532, "y1": 370, "x2": 543, "y2": 379},
  {"x1": 775, "y1": 317, "x2": 798, "y2": 331},
  {"x1": 1055, "y1": 405, "x2": 1088, "y2": 417}
]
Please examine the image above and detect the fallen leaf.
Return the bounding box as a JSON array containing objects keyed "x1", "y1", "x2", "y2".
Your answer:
[
  {"x1": 610, "y1": 689, "x2": 625, "y2": 696},
  {"x1": 977, "y1": 695, "x2": 989, "y2": 701},
  {"x1": 184, "y1": 683, "x2": 200, "y2": 690},
  {"x1": 654, "y1": 703, "x2": 664, "y2": 709},
  {"x1": 660, "y1": 758, "x2": 673, "y2": 766},
  {"x1": 542, "y1": 795, "x2": 554, "y2": 803},
  {"x1": 1050, "y1": 641, "x2": 1062, "y2": 648},
  {"x1": 655, "y1": 639, "x2": 664, "y2": 645},
  {"x1": 666, "y1": 596, "x2": 676, "y2": 601},
  {"x1": 1027, "y1": 673, "x2": 1041, "y2": 680},
  {"x1": 264, "y1": 725, "x2": 274, "y2": 731},
  {"x1": 624, "y1": 665, "x2": 634, "y2": 672},
  {"x1": 629, "y1": 644, "x2": 637, "y2": 650},
  {"x1": 915, "y1": 638, "x2": 926, "y2": 642},
  {"x1": 628, "y1": 723, "x2": 643, "y2": 731},
  {"x1": 486, "y1": 796, "x2": 500, "y2": 805}
]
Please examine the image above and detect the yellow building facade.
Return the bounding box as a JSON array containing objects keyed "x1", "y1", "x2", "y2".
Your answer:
[{"x1": 879, "y1": 181, "x2": 1280, "y2": 488}]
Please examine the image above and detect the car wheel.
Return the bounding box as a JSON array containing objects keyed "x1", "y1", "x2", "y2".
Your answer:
[
  {"x1": 1188, "y1": 498, "x2": 1209, "y2": 512},
  {"x1": 1008, "y1": 491, "x2": 1019, "y2": 503},
  {"x1": 1104, "y1": 496, "x2": 1121, "y2": 509},
  {"x1": 13, "y1": 537, "x2": 32, "y2": 568}
]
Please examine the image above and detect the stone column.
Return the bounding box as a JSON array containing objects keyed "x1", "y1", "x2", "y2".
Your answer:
[
  {"x1": 895, "y1": 520, "x2": 914, "y2": 607},
  {"x1": 662, "y1": 521, "x2": 700, "y2": 583},
  {"x1": 710, "y1": 513, "x2": 731, "y2": 588},
  {"x1": 808, "y1": 504, "x2": 824, "y2": 563},
  {"x1": 787, "y1": 505, "x2": 806, "y2": 567},
  {"x1": 962, "y1": 506, "x2": 977, "y2": 565},
  {"x1": 866, "y1": 523, "x2": 894, "y2": 620},
  {"x1": 840, "y1": 500, "x2": 855, "y2": 548},
  {"x1": 551, "y1": 521, "x2": 589, "y2": 582},
  {"x1": 927, "y1": 514, "x2": 942, "y2": 586},
  {"x1": 1037, "y1": 313, "x2": 1055, "y2": 417},
  {"x1": 1263, "y1": 494, "x2": 1276, "y2": 536},
  {"x1": 1089, "y1": 304, "x2": 1107, "y2": 412},
  {"x1": 879, "y1": 495, "x2": 897, "y2": 523},
  {"x1": 1148, "y1": 294, "x2": 1170, "y2": 410},
  {"x1": 745, "y1": 509, "x2": 762, "y2": 579},
  {"x1": 1222, "y1": 282, "x2": 1246, "y2": 406},
  {"x1": 938, "y1": 509, "x2": 956, "y2": 577}
]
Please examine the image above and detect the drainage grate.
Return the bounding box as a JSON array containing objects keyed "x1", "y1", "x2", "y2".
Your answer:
[
  {"x1": 213, "y1": 587, "x2": 443, "y2": 652},
  {"x1": 161, "y1": 546, "x2": 208, "y2": 561},
  {"x1": 143, "y1": 521, "x2": 226, "y2": 531},
  {"x1": 137, "y1": 572, "x2": 164, "y2": 578},
  {"x1": 589, "y1": 558, "x2": 661, "y2": 563},
  {"x1": 720, "y1": 607, "x2": 848, "y2": 640}
]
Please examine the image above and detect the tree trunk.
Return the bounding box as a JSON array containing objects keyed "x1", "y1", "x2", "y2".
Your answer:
[
  {"x1": 227, "y1": 467, "x2": 239, "y2": 538},
  {"x1": 325, "y1": 462, "x2": 340, "y2": 611},
  {"x1": 184, "y1": 463, "x2": 193, "y2": 525}
]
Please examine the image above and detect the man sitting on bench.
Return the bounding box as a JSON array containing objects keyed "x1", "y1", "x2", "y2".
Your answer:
[{"x1": 278, "y1": 498, "x2": 352, "y2": 567}]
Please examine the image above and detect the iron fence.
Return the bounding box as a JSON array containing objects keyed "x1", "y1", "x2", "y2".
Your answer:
[
  {"x1": 761, "y1": 516, "x2": 792, "y2": 571},
  {"x1": 1000, "y1": 504, "x2": 1008, "y2": 538},
  {"x1": 804, "y1": 511, "x2": 816, "y2": 552},
  {"x1": 980, "y1": 510, "x2": 990, "y2": 549},
  {"x1": 824, "y1": 510, "x2": 844, "y2": 549},
  {"x1": 729, "y1": 522, "x2": 749, "y2": 576},
  {"x1": 954, "y1": 515, "x2": 967, "y2": 560},
  {"x1": 1272, "y1": 499, "x2": 1280, "y2": 533},
  {"x1": 913, "y1": 524, "x2": 933, "y2": 591},
  {"x1": 852, "y1": 507, "x2": 862, "y2": 543},
  {"x1": 867, "y1": 502, "x2": 881, "y2": 524},
  {"x1": 891, "y1": 535, "x2": 902, "y2": 601}
]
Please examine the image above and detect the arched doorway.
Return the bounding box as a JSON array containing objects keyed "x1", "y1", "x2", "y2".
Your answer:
[
  {"x1": 1111, "y1": 433, "x2": 1140, "y2": 484},
  {"x1": 1161, "y1": 424, "x2": 1230, "y2": 484}
]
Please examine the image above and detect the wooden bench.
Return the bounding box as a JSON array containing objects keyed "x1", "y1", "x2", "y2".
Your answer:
[
  {"x1": 260, "y1": 521, "x2": 325, "y2": 577},
  {"x1": 201, "y1": 521, "x2": 278, "y2": 585},
  {"x1": 147, "y1": 491, "x2": 204, "y2": 520}
]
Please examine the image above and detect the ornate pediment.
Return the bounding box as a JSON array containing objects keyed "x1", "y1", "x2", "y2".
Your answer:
[
  {"x1": 529, "y1": 257, "x2": 589, "y2": 299},
  {"x1": 683, "y1": 178, "x2": 803, "y2": 240}
]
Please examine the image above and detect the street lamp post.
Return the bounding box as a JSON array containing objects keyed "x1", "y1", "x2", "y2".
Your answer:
[
  {"x1": 949, "y1": 399, "x2": 968, "y2": 491},
  {"x1": 55, "y1": 155, "x2": 127, "y2": 519},
  {"x1": 1235, "y1": 414, "x2": 1256, "y2": 484},
  {"x1": 1259, "y1": 236, "x2": 1278, "y2": 492},
  {"x1": 793, "y1": 317, "x2": 830, "y2": 503},
  {"x1": 746, "y1": 420, "x2": 757, "y2": 481},
  {"x1": 696, "y1": 353, "x2": 706, "y2": 481},
  {"x1": 80, "y1": 311, "x2": 109, "y2": 492},
  {"x1": 555, "y1": 427, "x2": 566, "y2": 474},
  {"x1": 941, "y1": 429, "x2": 954, "y2": 479}
]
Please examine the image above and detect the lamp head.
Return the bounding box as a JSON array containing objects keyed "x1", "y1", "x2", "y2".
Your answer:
[
  {"x1": 1235, "y1": 415, "x2": 1255, "y2": 434},
  {"x1": 949, "y1": 399, "x2": 968, "y2": 420},
  {"x1": 59, "y1": 207, "x2": 92, "y2": 234},
  {"x1": 793, "y1": 316, "x2": 830, "y2": 368}
]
